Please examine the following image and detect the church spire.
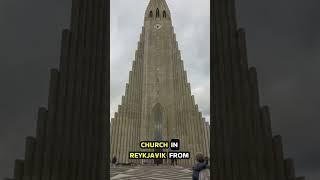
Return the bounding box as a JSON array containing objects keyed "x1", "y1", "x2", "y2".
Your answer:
[{"x1": 145, "y1": 0, "x2": 171, "y2": 20}]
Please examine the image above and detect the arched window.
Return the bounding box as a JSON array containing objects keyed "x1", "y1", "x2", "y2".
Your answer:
[
  {"x1": 156, "y1": 8, "x2": 160, "y2": 17},
  {"x1": 149, "y1": 11, "x2": 153, "y2": 17},
  {"x1": 163, "y1": 11, "x2": 166, "y2": 18}
]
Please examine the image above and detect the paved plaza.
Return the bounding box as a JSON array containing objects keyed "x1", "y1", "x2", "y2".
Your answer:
[{"x1": 110, "y1": 165, "x2": 193, "y2": 180}]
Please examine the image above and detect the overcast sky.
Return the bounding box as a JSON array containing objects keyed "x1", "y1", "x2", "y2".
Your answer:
[
  {"x1": 110, "y1": 0, "x2": 210, "y2": 122},
  {"x1": 0, "y1": 0, "x2": 319, "y2": 179}
]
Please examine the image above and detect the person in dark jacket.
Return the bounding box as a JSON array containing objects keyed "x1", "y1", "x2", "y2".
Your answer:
[
  {"x1": 174, "y1": 158, "x2": 178, "y2": 166},
  {"x1": 171, "y1": 158, "x2": 175, "y2": 166},
  {"x1": 192, "y1": 152, "x2": 208, "y2": 180},
  {"x1": 112, "y1": 155, "x2": 117, "y2": 167}
]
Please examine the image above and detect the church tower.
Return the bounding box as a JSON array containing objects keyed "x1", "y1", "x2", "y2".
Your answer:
[{"x1": 110, "y1": 0, "x2": 210, "y2": 166}]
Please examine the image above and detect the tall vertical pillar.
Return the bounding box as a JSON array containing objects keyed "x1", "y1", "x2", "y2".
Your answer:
[
  {"x1": 273, "y1": 135, "x2": 286, "y2": 180},
  {"x1": 114, "y1": 110, "x2": 121, "y2": 161},
  {"x1": 23, "y1": 137, "x2": 36, "y2": 180},
  {"x1": 31, "y1": 107, "x2": 47, "y2": 180},
  {"x1": 13, "y1": 160, "x2": 24, "y2": 180},
  {"x1": 122, "y1": 83, "x2": 129, "y2": 164},
  {"x1": 260, "y1": 106, "x2": 276, "y2": 180},
  {"x1": 126, "y1": 71, "x2": 134, "y2": 163},
  {"x1": 284, "y1": 158, "x2": 296, "y2": 180}
]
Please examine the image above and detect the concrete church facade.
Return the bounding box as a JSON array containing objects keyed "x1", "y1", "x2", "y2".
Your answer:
[{"x1": 110, "y1": 0, "x2": 210, "y2": 166}]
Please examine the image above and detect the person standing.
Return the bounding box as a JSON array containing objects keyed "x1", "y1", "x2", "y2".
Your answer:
[
  {"x1": 112, "y1": 155, "x2": 117, "y2": 167},
  {"x1": 171, "y1": 158, "x2": 175, "y2": 166},
  {"x1": 192, "y1": 152, "x2": 208, "y2": 180}
]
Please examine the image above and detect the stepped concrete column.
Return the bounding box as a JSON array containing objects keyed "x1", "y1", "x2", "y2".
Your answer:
[
  {"x1": 119, "y1": 92, "x2": 126, "y2": 163},
  {"x1": 212, "y1": 12, "x2": 225, "y2": 177},
  {"x1": 54, "y1": 29, "x2": 70, "y2": 180},
  {"x1": 23, "y1": 137, "x2": 36, "y2": 180},
  {"x1": 128, "y1": 72, "x2": 135, "y2": 164},
  {"x1": 181, "y1": 65, "x2": 191, "y2": 166},
  {"x1": 196, "y1": 111, "x2": 203, "y2": 154},
  {"x1": 273, "y1": 135, "x2": 286, "y2": 180},
  {"x1": 135, "y1": 51, "x2": 143, "y2": 164},
  {"x1": 54, "y1": 29, "x2": 70, "y2": 179},
  {"x1": 43, "y1": 68, "x2": 59, "y2": 180},
  {"x1": 199, "y1": 113, "x2": 207, "y2": 156},
  {"x1": 186, "y1": 84, "x2": 197, "y2": 156},
  {"x1": 32, "y1": 107, "x2": 48, "y2": 180},
  {"x1": 204, "y1": 120, "x2": 210, "y2": 157},
  {"x1": 114, "y1": 111, "x2": 121, "y2": 161},
  {"x1": 237, "y1": 29, "x2": 252, "y2": 180},
  {"x1": 260, "y1": 106, "x2": 276, "y2": 180},
  {"x1": 14, "y1": 160, "x2": 24, "y2": 180},
  {"x1": 284, "y1": 158, "x2": 295, "y2": 180},
  {"x1": 117, "y1": 96, "x2": 124, "y2": 163},
  {"x1": 182, "y1": 70, "x2": 193, "y2": 166},
  {"x1": 133, "y1": 71, "x2": 139, "y2": 164},
  {"x1": 249, "y1": 67, "x2": 264, "y2": 179},
  {"x1": 122, "y1": 74, "x2": 131, "y2": 163},
  {"x1": 110, "y1": 118, "x2": 115, "y2": 160},
  {"x1": 117, "y1": 100, "x2": 124, "y2": 162},
  {"x1": 131, "y1": 65, "x2": 138, "y2": 160}
]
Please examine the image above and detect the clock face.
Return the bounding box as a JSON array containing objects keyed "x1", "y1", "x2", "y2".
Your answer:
[{"x1": 154, "y1": 24, "x2": 162, "y2": 30}]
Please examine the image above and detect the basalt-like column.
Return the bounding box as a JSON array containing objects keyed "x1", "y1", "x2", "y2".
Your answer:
[
  {"x1": 7, "y1": 0, "x2": 109, "y2": 179},
  {"x1": 213, "y1": 0, "x2": 304, "y2": 179},
  {"x1": 23, "y1": 137, "x2": 36, "y2": 180},
  {"x1": 14, "y1": 160, "x2": 24, "y2": 180},
  {"x1": 260, "y1": 106, "x2": 276, "y2": 180},
  {"x1": 284, "y1": 158, "x2": 296, "y2": 180},
  {"x1": 273, "y1": 135, "x2": 286, "y2": 180}
]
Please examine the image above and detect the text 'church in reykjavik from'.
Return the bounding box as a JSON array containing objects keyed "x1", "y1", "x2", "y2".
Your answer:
[{"x1": 110, "y1": 0, "x2": 210, "y2": 166}]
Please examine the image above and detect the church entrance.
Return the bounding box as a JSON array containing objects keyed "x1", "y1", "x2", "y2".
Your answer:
[
  {"x1": 153, "y1": 103, "x2": 164, "y2": 165},
  {"x1": 153, "y1": 103, "x2": 163, "y2": 141}
]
